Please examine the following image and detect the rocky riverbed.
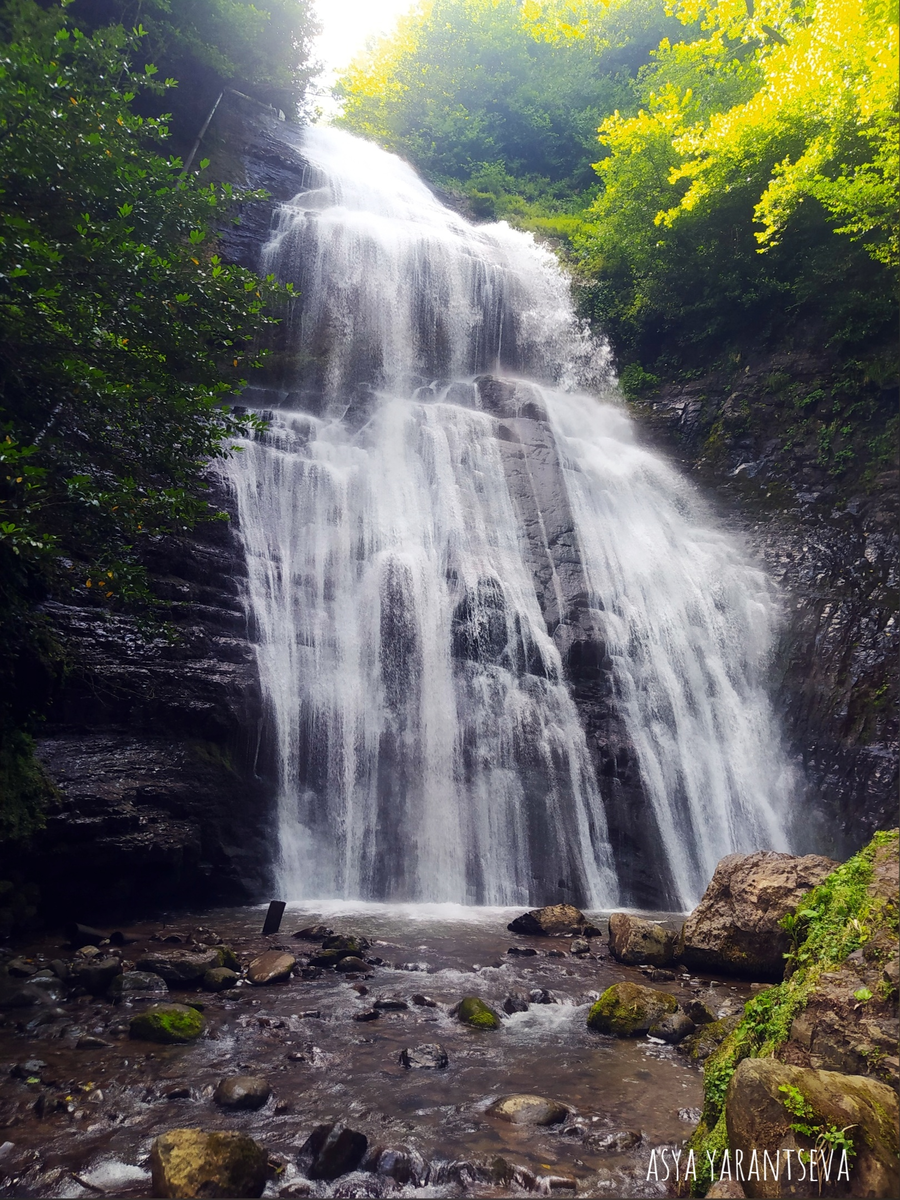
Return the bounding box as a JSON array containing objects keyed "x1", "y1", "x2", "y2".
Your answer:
[{"x1": 0, "y1": 903, "x2": 761, "y2": 1198}]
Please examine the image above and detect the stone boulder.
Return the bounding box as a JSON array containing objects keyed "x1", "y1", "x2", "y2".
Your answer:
[
  {"x1": 73, "y1": 956, "x2": 123, "y2": 995},
  {"x1": 109, "y1": 971, "x2": 168, "y2": 998},
  {"x1": 213, "y1": 1075, "x2": 271, "y2": 1111},
  {"x1": 678, "y1": 851, "x2": 839, "y2": 980},
  {"x1": 587, "y1": 982, "x2": 678, "y2": 1036},
  {"x1": 300, "y1": 1123, "x2": 368, "y2": 1181},
  {"x1": 607, "y1": 912, "x2": 676, "y2": 966},
  {"x1": 488, "y1": 1094, "x2": 569, "y2": 1126},
  {"x1": 129, "y1": 1003, "x2": 206, "y2": 1044},
  {"x1": 507, "y1": 904, "x2": 590, "y2": 936},
  {"x1": 136, "y1": 948, "x2": 224, "y2": 985},
  {"x1": 457, "y1": 996, "x2": 501, "y2": 1029},
  {"x1": 725, "y1": 1057, "x2": 899, "y2": 1199},
  {"x1": 247, "y1": 950, "x2": 295, "y2": 985},
  {"x1": 649, "y1": 1010, "x2": 695, "y2": 1044},
  {"x1": 678, "y1": 1013, "x2": 742, "y2": 1063},
  {"x1": 150, "y1": 1128, "x2": 267, "y2": 1198},
  {"x1": 203, "y1": 967, "x2": 239, "y2": 992}
]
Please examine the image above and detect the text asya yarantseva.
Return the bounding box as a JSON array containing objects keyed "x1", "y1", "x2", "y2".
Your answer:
[{"x1": 645, "y1": 1145, "x2": 852, "y2": 1184}]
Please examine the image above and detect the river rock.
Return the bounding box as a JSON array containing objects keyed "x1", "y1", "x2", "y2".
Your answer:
[
  {"x1": 129, "y1": 1003, "x2": 206, "y2": 1043},
  {"x1": 213, "y1": 1074, "x2": 271, "y2": 1111},
  {"x1": 7, "y1": 957, "x2": 38, "y2": 978},
  {"x1": 136, "y1": 948, "x2": 223, "y2": 985},
  {"x1": 399, "y1": 1043, "x2": 448, "y2": 1069},
  {"x1": 678, "y1": 1013, "x2": 742, "y2": 1062},
  {"x1": 457, "y1": 996, "x2": 501, "y2": 1029},
  {"x1": 607, "y1": 912, "x2": 676, "y2": 966},
  {"x1": 685, "y1": 997, "x2": 716, "y2": 1025},
  {"x1": 73, "y1": 956, "x2": 122, "y2": 994},
  {"x1": 503, "y1": 994, "x2": 529, "y2": 1014},
  {"x1": 323, "y1": 934, "x2": 370, "y2": 953},
  {"x1": 367, "y1": 1145, "x2": 428, "y2": 1187},
  {"x1": 0, "y1": 981, "x2": 41, "y2": 1009},
  {"x1": 706, "y1": 1181, "x2": 745, "y2": 1198},
  {"x1": 150, "y1": 1128, "x2": 267, "y2": 1198},
  {"x1": 109, "y1": 970, "x2": 168, "y2": 997},
  {"x1": 507, "y1": 904, "x2": 588, "y2": 936},
  {"x1": 300, "y1": 1123, "x2": 368, "y2": 1181},
  {"x1": 293, "y1": 924, "x2": 334, "y2": 941},
  {"x1": 587, "y1": 982, "x2": 679, "y2": 1036},
  {"x1": 335, "y1": 956, "x2": 368, "y2": 973},
  {"x1": 678, "y1": 851, "x2": 839, "y2": 979},
  {"x1": 203, "y1": 967, "x2": 239, "y2": 992},
  {"x1": 724, "y1": 1057, "x2": 899, "y2": 1198},
  {"x1": 488, "y1": 1094, "x2": 569, "y2": 1126},
  {"x1": 247, "y1": 950, "x2": 295, "y2": 984},
  {"x1": 310, "y1": 948, "x2": 358, "y2": 968},
  {"x1": 648, "y1": 1010, "x2": 695, "y2": 1044}
]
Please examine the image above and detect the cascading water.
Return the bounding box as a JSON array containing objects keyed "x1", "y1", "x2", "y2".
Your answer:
[{"x1": 225, "y1": 125, "x2": 792, "y2": 910}]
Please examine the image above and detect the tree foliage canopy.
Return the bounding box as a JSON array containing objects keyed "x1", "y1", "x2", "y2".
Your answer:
[{"x1": 0, "y1": 0, "x2": 308, "y2": 835}]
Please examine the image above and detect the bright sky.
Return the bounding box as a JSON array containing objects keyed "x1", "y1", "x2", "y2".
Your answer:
[{"x1": 311, "y1": 0, "x2": 418, "y2": 110}]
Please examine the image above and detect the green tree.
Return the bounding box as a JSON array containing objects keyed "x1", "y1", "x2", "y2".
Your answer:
[
  {"x1": 336, "y1": 0, "x2": 677, "y2": 214},
  {"x1": 0, "y1": 0, "x2": 292, "y2": 834}
]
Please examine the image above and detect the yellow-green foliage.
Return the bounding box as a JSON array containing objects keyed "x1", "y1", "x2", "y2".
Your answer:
[{"x1": 686, "y1": 829, "x2": 899, "y2": 1196}]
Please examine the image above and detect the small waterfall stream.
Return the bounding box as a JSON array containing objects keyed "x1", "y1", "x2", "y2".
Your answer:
[{"x1": 225, "y1": 125, "x2": 792, "y2": 910}]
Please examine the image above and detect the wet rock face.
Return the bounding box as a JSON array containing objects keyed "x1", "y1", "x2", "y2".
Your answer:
[
  {"x1": 18, "y1": 478, "x2": 275, "y2": 915},
  {"x1": 725, "y1": 1058, "x2": 899, "y2": 1199},
  {"x1": 150, "y1": 1128, "x2": 268, "y2": 1199},
  {"x1": 607, "y1": 913, "x2": 676, "y2": 966},
  {"x1": 678, "y1": 850, "x2": 841, "y2": 979},
  {"x1": 633, "y1": 356, "x2": 898, "y2": 859}
]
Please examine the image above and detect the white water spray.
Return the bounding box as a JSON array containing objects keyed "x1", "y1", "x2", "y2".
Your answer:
[{"x1": 225, "y1": 125, "x2": 791, "y2": 909}]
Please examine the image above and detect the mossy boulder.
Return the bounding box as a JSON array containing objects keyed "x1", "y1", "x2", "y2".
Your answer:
[
  {"x1": 203, "y1": 967, "x2": 239, "y2": 992},
  {"x1": 725, "y1": 1058, "x2": 898, "y2": 1198},
  {"x1": 129, "y1": 1002, "x2": 206, "y2": 1044},
  {"x1": 458, "y1": 996, "x2": 501, "y2": 1029},
  {"x1": 150, "y1": 1128, "x2": 267, "y2": 1198},
  {"x1": 587, "y1": 982, "x2": 678, "y2": 1036},
  {"x1": 678, "y1": 1013, "x2": 742, "y2": 1062}
]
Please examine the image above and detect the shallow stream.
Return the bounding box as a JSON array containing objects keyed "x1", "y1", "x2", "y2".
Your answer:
[{"x1": 0, "y1": 904, "x2": 755, "y2": 1197}]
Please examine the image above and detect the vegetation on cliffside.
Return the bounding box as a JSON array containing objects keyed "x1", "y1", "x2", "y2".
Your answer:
[
  {"x1": 337, "y1": 0, "x2": 898, "y2": 481},
  {"x1": 684, "y1": 829, "x2": 899, "y2": 1195},
  {"x1": 0, "y1": 0, "x2": 316, "y2": 841}
]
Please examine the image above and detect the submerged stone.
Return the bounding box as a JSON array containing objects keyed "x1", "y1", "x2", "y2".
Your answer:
[
  {"x1": 488, "y1": 1094, "x2": 569, "y2": 1126},
  {"x1": 213, "y1": 1075, "x2": 271, "y2": 1111},
  {"x1": 399, "y1": 1043, "x2": 448, "y2": 1069},
  {"x1": 300, "y1": 1123, "x2": 368, "y2": 1181}
]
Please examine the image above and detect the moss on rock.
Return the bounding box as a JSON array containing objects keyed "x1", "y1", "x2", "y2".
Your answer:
[
  {"x1": 587, "y1": 981, "x2": 678, "y2": 1036},
  {"x1": 129, "y1": 1002, "x2": 206, "y2": 1044},
  {"x1": 457, "y1": 996, "x2": 501, "y2": 1029}
]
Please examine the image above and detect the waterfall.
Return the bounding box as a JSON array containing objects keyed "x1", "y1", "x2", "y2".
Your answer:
[{"x1": 224, "y1": 125, "x2": 792, "y2": 909}]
